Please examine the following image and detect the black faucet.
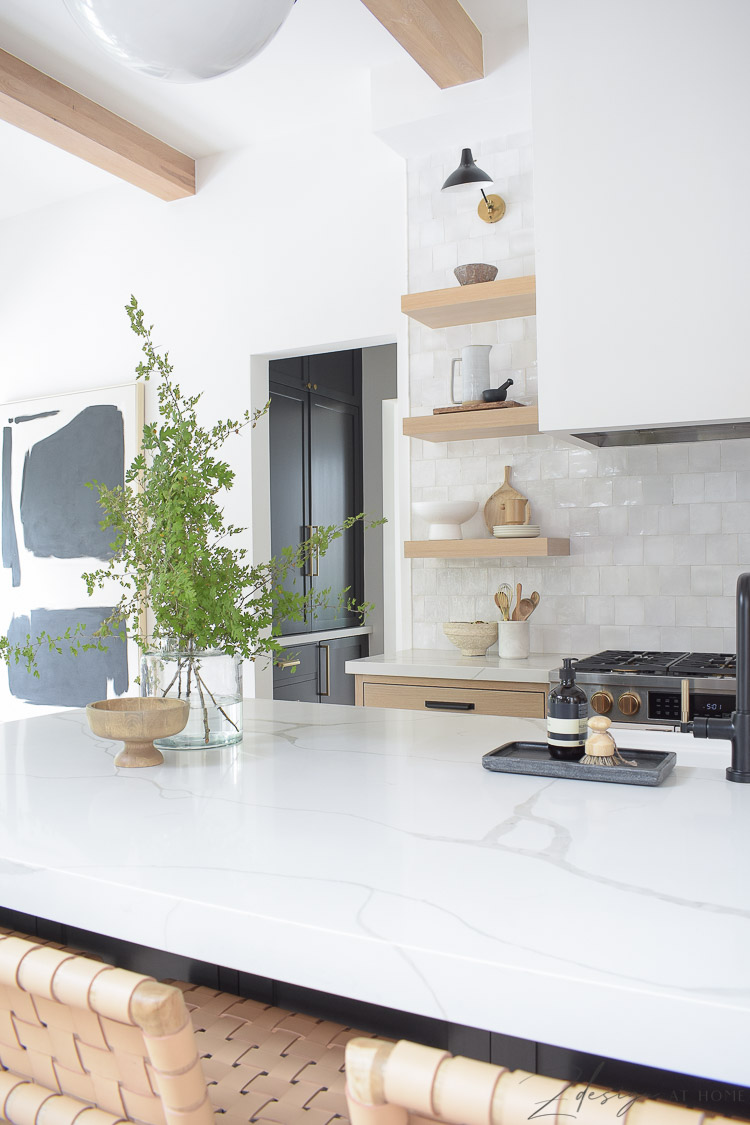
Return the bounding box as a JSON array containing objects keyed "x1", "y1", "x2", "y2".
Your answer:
[{"x1": 682, "y1": 572, "x2": 750, "y2": 782}]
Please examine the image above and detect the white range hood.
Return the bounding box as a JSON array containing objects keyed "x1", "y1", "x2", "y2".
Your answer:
[{"x1": 528, "y1": 0, "x2": 750, "y2": 448}]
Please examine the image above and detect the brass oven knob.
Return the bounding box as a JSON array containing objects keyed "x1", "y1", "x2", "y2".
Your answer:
[
  {"x1": 590, "y1": 690, "x2": 614, "y2": 715},
  {"x1": 618, "y1": 691, "x2": 641, "y2": 717}
]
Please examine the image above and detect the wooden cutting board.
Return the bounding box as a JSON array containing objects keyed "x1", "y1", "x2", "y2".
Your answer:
[
  {"x1": 483, "y1": 466, "x2": 530, "y2": 530},
  {"x1": 432, "y1": 400, "x2": 523, "y2": 415}
]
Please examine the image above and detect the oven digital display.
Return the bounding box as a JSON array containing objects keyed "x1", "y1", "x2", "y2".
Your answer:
[
  {"x1": 693, "y1": 693, "x2": 735, "y2": 717},
  {"x1": 648, "y1": 691, "x2": 735, "y2": 721}
]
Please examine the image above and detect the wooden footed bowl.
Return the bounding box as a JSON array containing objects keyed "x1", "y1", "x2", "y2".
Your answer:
[{"x1": 86, "y1": 697, "x2": 190, "y2": 767}]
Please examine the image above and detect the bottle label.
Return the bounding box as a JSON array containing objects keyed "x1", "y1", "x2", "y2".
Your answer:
[{"x1": 547, "y1": 705, "x2": 588, "y2": 748}]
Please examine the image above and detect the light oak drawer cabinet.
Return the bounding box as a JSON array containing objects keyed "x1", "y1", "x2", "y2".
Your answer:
[{"x1": 354, "y1": 675, "x2": 546, "y2": 718}]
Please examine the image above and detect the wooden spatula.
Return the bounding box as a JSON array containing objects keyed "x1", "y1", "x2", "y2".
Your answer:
[{"x1": 512, "y1": 582, "x2": 523, "y2": 620}]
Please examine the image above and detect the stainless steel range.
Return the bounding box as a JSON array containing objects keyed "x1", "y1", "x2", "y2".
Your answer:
[{"x1": 550, "y1": 651, "x2": 737, "y2": 729}]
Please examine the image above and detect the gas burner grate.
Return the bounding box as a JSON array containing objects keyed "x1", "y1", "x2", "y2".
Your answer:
[
  {"x1": 573, "y1": 651, "x2": 687, "y2": 676},
  {"x1": 668, "y1": 652, "x2": 737, "y2": 678}
]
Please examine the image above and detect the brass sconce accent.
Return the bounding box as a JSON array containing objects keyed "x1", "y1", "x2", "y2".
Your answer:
[
  {"x1": 442, "y1": 147, "x2": 506, "y2": 225},
  {"x1": 478, "y1": 188, "x2": 506, "y2": 224}
]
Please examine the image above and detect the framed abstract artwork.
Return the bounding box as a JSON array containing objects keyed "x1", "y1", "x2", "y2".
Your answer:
[{"x1": 1, "y1": 383, "x2": 144, "y2": 722}]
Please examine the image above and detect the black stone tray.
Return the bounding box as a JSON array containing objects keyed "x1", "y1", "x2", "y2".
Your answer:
[{"x1": 482, "y1": 741, "x2": 676, "y2": 786}]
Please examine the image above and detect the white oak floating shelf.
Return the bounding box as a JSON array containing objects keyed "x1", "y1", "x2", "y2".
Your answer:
[
  {"x1": 403, "y1": 405, "x2": 539, "y2": 442},
  {"x1": 401, "y1": 276, "x2": 536, "y2": 329},
  {"x1": 404, "y1": 538, "x2": 570, "y2": 560}
]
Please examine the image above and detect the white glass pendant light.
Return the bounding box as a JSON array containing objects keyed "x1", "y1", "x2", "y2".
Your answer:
[{"x1": 62, "y1": 0, "x2": 296, "y2": 82}]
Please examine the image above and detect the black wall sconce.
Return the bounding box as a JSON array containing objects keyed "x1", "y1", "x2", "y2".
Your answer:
[{"x1": 441, "y1": 147, "x2": 506, "y2": 224}]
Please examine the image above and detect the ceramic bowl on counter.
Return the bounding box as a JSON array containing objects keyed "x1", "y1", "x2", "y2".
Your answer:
[
  {"x1": 412, "y1": 500, "x2": 479, "y2": 540},
  {"x1": 443, "y1": 621, "x2": 498, "y2": 657}
]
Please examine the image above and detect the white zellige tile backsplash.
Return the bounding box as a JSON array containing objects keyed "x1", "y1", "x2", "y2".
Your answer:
[{"x1": 407, "y1": 136, "x2": 750, "y2": 655}]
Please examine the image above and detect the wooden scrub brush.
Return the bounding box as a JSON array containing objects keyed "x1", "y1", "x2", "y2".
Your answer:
[{"x1": 580, "y1": 716, "x2": 638, "y2": 767}]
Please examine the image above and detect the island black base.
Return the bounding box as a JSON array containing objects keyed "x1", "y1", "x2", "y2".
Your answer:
[{"x1": 1, "y1": 906, "x2": 748, "y2": 1119}]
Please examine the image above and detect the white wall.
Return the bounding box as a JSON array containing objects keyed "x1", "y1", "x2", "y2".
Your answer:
[
  {"x1": 371, "y1": 23, "x2": 532, "y2": 158},
  {"x1": 528, "y1": 0, "x2": 750, "y2": 436},
  {"x1": 362, "y1": 344, "x2": 398, "y2": 656},
  {"x1": 0, "y1": 121, "x2": 406, "y2": 718}
]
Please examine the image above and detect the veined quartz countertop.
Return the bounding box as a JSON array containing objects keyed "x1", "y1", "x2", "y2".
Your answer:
[
  {"x1": 0, "y1": 701, "x2": 747, "y2": 1085},
  {"x1": 345, "y1": 649, "x2": 577, "y2": 683}
]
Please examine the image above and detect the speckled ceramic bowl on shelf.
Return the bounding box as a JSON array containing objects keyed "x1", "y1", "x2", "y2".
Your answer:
[
  {"x1": 454, "y1": 263, "x2": 498, "y2": 286},
  {"x1": 442, "y1": 621, "x2": 498, "y2": 657}
]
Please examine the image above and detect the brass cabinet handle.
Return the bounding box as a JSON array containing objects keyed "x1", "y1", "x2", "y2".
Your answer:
[
  {"x1": 319, "y1": 643, "x2": 330, "y2": 697},
  {"x1": 304, "y1": 525, "x2": 317, "y2": 578},
  {"x1": 307, "y1": 524, "x2": 319, "y2": 577},
  {"x1": 279, "y1": 659, "x2": 300, "y2": 670}
]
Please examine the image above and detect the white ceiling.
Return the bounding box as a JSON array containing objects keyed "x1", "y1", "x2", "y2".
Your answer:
[{"x1": 0, "y1": 0, "x2": 528, "y2": 219}]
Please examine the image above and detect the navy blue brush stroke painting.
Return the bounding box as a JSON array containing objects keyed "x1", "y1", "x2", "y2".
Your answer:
[
  {"x1": 9, "y1": 411, "x2": 60, "y2": 424},
  {"x1": 1, "y1": 427, "x2": 21, "y2": 586},
  {"x1": 6, "y1": 608, "x2": 128, "y2": 707},
  {"x1": 20, "y1": 405, "x2": 124, "y2": 560}
]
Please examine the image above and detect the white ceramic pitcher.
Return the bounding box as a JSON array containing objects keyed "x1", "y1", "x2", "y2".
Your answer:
[{"x1": 451, "y1": 345, "x2": 492, "y2": 403}]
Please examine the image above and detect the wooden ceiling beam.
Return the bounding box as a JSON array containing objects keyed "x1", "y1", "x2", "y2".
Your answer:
[
  {"x1": 0, "y1": 48, "x2": 195, "y2": 201},
  {"x1": 360, "y1": 0, "x2": 483, "y2": 88}
]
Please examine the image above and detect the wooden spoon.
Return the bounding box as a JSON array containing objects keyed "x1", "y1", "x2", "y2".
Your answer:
[
  {"x1": 518, "y1": 591, "x2": 541, "y2": 621},
  {"x1": 512, "y1": 582, "x2": 523, "y2": 621}
]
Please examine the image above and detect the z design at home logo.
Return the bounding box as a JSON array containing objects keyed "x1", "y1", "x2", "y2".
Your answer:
[
  {"x1": 523, "y1": 1063, "x2": 748, "y2": 1121},
  {"x1": 525, "y1": 1065, "x2": 639, "y2": 1121}
]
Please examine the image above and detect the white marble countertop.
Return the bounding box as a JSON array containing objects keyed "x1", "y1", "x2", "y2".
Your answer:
[
  {"x1": 0, "y1": 701, "x2": 747, "y2": 1085},
  {"x1": 346, "y1": 649, "x2": 574, "y2": 683}
]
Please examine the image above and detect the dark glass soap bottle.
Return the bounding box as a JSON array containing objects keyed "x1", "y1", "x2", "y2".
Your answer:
[{"x1": 547, "y1": 658, "x2": 588, "y2": 760}]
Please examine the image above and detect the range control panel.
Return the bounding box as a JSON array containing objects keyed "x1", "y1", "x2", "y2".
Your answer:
[{"x1": 648, "y1": 691, "x2": 736, "y2": 722}]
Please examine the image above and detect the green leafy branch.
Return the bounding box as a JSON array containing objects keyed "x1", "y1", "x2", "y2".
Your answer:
[{"x1": 0, "y1": 624, "x2": 108, "y2": 678}]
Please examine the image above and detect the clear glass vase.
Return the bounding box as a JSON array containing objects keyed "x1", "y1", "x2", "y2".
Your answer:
[{"x1": 140, "y1": 648, "x2": 242, "y2": 749}]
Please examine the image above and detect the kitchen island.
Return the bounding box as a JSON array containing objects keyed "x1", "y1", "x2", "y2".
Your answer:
[{"x1": 0, "y1": 700, "x2": 748, "y2": 1091}]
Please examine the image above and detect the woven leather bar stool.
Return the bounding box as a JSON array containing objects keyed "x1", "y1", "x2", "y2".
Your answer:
[
  {"x1": 345, "y1": 1038, "x2": 744, "y2": 1125},
  {"x1": 0, "y1": 927, "x2": 375, "y2": 1125}
]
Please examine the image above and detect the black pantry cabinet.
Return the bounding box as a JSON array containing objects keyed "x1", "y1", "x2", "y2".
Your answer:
[
  {"x1": 269, "y1": 351, "x2": 364, "y2": 638},
  {"x1": 273, "y1": 634, "x2": 368, "y2": 706}
]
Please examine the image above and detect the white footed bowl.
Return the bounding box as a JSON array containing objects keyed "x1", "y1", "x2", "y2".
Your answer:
[
  {"x1": 413, "y1": 500, "x2": 479, "y2": 540},
  {"x1": 443, "y1": 621, "x2": 498, "y2": 656}
]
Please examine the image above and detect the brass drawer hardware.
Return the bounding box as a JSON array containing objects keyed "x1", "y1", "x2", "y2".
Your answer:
[
  {"x1": 320, "y1": 643, "x2": 330, "y2": 697},
  {"x1": 304, "y1": 525, "x2": 320, "y2": 577}
]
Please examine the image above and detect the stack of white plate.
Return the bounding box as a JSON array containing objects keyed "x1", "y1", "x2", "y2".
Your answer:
[{"x1": 493, "y1": 525, "x2": 541, "y2": 539}]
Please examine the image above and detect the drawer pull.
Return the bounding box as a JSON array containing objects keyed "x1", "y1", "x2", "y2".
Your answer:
[
  {"x1": 279, "y1": 659, "x2": 300, "y2": 670},
  {"x1": 424, "y1": 700, "x2": 475, "y2": 711},
  {"x1": 319, "y1": 644, "x2": 330, "y2": 697}
]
